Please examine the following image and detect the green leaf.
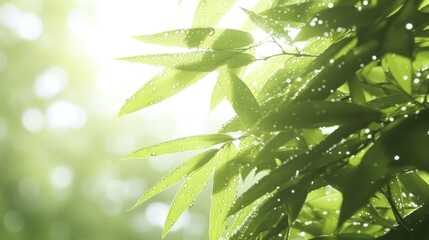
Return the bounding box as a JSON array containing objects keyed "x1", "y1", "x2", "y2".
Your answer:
[
  {"x1": 241, "y1": 8, "x2": 292, "y2": 43},
  {"x1": 231, "y1": 123, "x2": 368, "y2": 214},
  {"x1": 210, "y1": 76, "x2": 225, "y2": 111},
  {"x1": 295, "y1": 7, "x2": 378, "y2": 41},
  {"x1": 347, "y1": 76, "x2": 366, "y2": 105},
  {"x1": 119, "y1": 51, "x2": 255, "y2": 71},
  {"x1": 310, "y1": 233, "x2": 375, "y2": 240},
  {"x1": 382, "y1": 53, "x2": 413, "y2": 94},
  {"x1": 118, "y1": 69, "x2": 207, "y2": 115},
  {"x1": 256, "y1": 101, "x2": 383, "y2": 131},
  {"x1": 253, "y1": 131, "x2": 295, "y2": 171},
  {"x1": 259, "y1": 2, "x2": 317, "y2": 24},
  {"x1": 380, "y1": 110, "x2": 429, "y2": 172},
  {"x1": 257, "y1": 56, "x2": 314, "y2": 103},
  {"x1": 163, "y1": 152, "x2": 217, "y2": 237},
  {"x1": 210, "y1": 143, "x2": 239, "y2": 240},
  {"x1": 192, "y1": 0, "x2": 239, "y2": 27},
  {"x1": 399, "y1": 171, "x2": 429, "y2": 204},
  {"x1": 219, "y1": 70, "x2": 262, "y2": 127},
  {"x1": 125, "y1": 134, "x2": 233, "y2": 159},
  {"x1": 130, "y1": 149, "x2": 217, "y2": 209},
  {"x1": 293, "y1": 40, "x2": 380, "y2": 102},
  {"x1": 134, "y1": 28, "x2": 254, "y2": 50},
  {"x1": 243, "y1": 55, "x2": 291, "y2": 96}
]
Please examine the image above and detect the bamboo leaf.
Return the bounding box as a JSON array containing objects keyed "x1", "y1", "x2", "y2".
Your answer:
[
  {"x1": 130, "y1": 150, "x2": 218, "y2": 209},
  {"x1": 134, "y1": 28, "x2": 254, "y2": 50},
  {"x1": 118, "y1": 69, "x2": 207, "y2": 115},
  {"x1": 210, "y1": 143, "x2": 239, "y2": 240},
  {"x1": 119, "y1": 51, "x2": 255, "y2": 72},
  {"x1": 241, "y1": 8, "x2": 292, "y2": 43},
  {"x1": 163, "y1": 153, "x2": 217, "y2": 237},
  {"x1": 256, "y1": 101, "x2": 383, "y2": 131},
  {"x1": 125, "y1": 134, "x2": 233, "y2": 159},
  {"x1": 193, "y1": 0, "x2": 239, "y2": 27},
  {"x1": 219, "y1": 70, "x2": 262, "y2": 127}
]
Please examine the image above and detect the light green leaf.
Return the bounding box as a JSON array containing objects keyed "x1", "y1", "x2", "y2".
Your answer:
[
  {"x1": 119, "y1": 51, "x2": 255, "y2": 71},
  {"x1": 241, "y1": 8, "x2": 292, "y2": 43},
  {"x1": 125, "y1": 134, "x2": 233, "y2": 159},
  {"x1": 382, "y1": 53, "x2": 413, "y2": 94},
  {"x1": 193, "y1": 0, "x2": 239, "y2": 27},
  {"x1": 243, "y1": 55, "x2": 291, "y2": 96},
  {"x1": 118, "y1": 69, "x2": 207, "y2": 116},
  {"x1": 219, "y1": 70, "x2": 261, "y2": 127},
  {"x1": 210, "y1": 77, "x2": 225, "y2": 111},
  {"x1": 210, "y1": 143, "x2": 238, "y2": 240},
  {"x1": 134, "y1": 28, "x2": 254, "y2": 50},
  {"x1": 256, "y1": 101, "x2": 383, "y2": 131},
  {"x1": 130, "y1": 150, "x2": 218, "y2": 209},
  {"x1": 163, "y1": 153, "x2": 217, "y2": 237}
]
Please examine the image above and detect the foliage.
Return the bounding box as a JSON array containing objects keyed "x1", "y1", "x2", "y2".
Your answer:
[{"x1": 119, "y1": 0, "x2": 429, "y2": 239}]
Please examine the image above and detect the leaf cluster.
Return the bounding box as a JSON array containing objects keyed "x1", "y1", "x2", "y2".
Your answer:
[{"x1": 118, "y1": 0, "x2": 429, "y2": 239}]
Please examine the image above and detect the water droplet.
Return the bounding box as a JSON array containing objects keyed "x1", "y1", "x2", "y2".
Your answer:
[
  {"x1": 328, "y1": 2, "x2": 334, "y2": 8},
  {"x1": 405, "y1": 23, "x2": 413, "y2": 30},
  {"x1": 151, "y1": 152, "x2": 156, "y2": 156},
  {"x1": 394, "y1": 155, "x2": 400, "y2": 161}
]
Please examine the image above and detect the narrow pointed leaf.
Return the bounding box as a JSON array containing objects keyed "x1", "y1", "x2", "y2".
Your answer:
[
  {"x1": 134, "y1": 28, "x2": 254, "y2": 50},
  {"x1": 119, "y1": 51, "x2": 255, "y2": 71},
  {"x1": 347, "y1": 76, "x2": 366, "y2": 105},
  {"x1": 256, "y1": 101, "x2": 383, "y2": 131},
  {"x1": 125, "y1": 134, "x2": 233, "y2": 159},
  {"x1": 210, "y1": 144, "x2": 239, "y2": 240},
  {"x1": 241, "y1": 8, "x2": 292, "y2": 43},
  {"x1": 163, "y1": 155, "x2": 217, "y2": 237},
  {"x1": 119, "y1": 69, "x2": 207, "y2": 115},
  {"x1": 210, "y1": 77, "x2": 225, "y2": 111},
  {"x1": 231, "y1": 123, "x2": 368, "y2": 214},
  {"x1": 219, "y1": 70, "x2": 262, "y2": 127},
  {"x1": 130, "y1": 150, "x2": 217, "y2": 209},
  {"x1": 193, "y1": 0, "x2": 239, "y2": 27},
  {"x1": 382, "y1": 53, "x2": 413, "y2": 94}
]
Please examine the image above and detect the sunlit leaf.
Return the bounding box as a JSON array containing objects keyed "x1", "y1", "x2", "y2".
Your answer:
[
  {"x1": 219, "y1": 70, "x2": 261, "y2": 127},
  {"x1": 210, "y1": 143, "x2": 239, "y2": 240},
  {"x1": 241, "y1": 8, "x2": 292, "y2": 43},
  {"x1": 193, "y1": 0, "x2": 239, "y2": 27},
  {"x1": 163, "y1": 153, "x2": 217, "y2": 237},
  {"x1": 125, "y1": 134, "x2": 233, "y2": 159},
  {"x1": 119, "y1": 51, "x2": 255, "y2": 71},
  {"x1": 130, "y1": 150, "x2": 218, "y2": 209},
  {"x1": 118, "y1": 69, "x2": 207, "y2": 115},
  {"x1": 134, "y1": 28, "x2": 254, "y2": 50}
]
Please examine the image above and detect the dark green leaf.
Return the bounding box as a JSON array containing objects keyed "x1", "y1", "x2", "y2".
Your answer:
[{"x1": 256, "y1": 101, "x2": 383, "y2": 131}]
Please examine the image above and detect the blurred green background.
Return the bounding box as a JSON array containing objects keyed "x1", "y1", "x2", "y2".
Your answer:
[{"x1": 0, "y1": 0, "x2": 233, "y2": 239}]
